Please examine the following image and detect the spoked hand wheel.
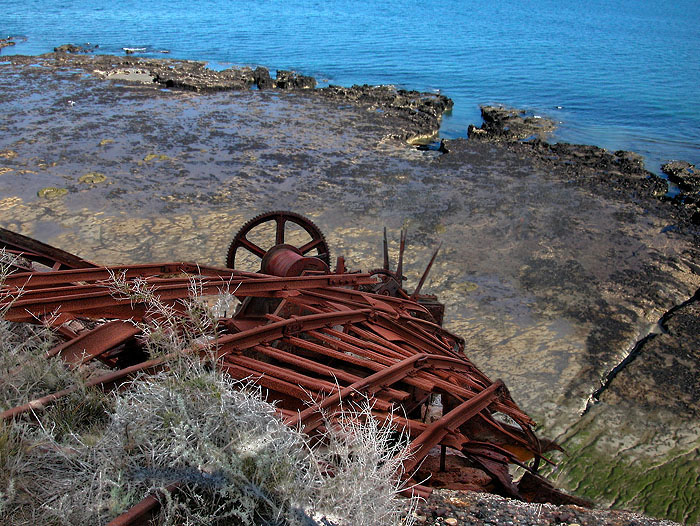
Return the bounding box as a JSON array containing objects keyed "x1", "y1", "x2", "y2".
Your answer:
[{"x1": 226, "y1": 211, "x2": 330, "y2": 271}]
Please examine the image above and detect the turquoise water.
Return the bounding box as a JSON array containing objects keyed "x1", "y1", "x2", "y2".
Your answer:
[{"x1": 3, "y1": 0, "x2": 699, "y2": 170}]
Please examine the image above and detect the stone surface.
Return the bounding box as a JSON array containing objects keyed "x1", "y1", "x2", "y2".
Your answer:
[
  {"x1": 468, "y1": 105, "x2": 556, "y2": 141},
  {"x1": 318, "y1": 84, "x2": 453, "y2": 141},
  {"x1": 253, "y1": 66, "x2": 273, "y2": 89},
  {"x1": 54, "y1": 43, "x2": 97, "y2": 54},
  {"x1": 662, "y1": 160, "x2": 699, "y2": 192},
  {"x1": 414, "y1": 490, "x2": 682, "y2": 526},
  {"x1": 274, "y1": 69, "x2": 316, "y2": 90}
]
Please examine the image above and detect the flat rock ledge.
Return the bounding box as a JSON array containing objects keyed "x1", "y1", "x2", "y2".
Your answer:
[
  {"x1": 468, "y1": 105, "x2": 557, "y2": 142},
  {"x1": 317, "y1": 84, "x2": 453, "y2": 142}
]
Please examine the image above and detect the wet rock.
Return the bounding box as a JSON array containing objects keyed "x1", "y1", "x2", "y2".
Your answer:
[
  {"x1": 274, "y1": 70, "x2": 316, "y2": 90},
  {"x1": 54, "y1": 43, "x2": 96, "y2": 54},
  {"x1": 152, "y1": 65, "x2": 255, "y2": 91},
  {"x1": 37, "y1": 187, "x2": 68, "y2": 199},
  {"x1": 468, "y1": 105, "x2": 556, "y2": 141},
  {"x1": 416, "y1": 490, "x2": 682, "y2": 526},
  {"x1": 318, "y1": 84, "x2": 453, "y2": 141},
  {"x1": 253, "y1": 66, "x2": 273, "y2": 89},
  {"x1": 460, "y1": 107, "x2": 700, "y2": 230},
  {"x1": 0, "y1": 37, "x2": 16, "y2": 50},
  {"x1": 662, "y1": 160, "x2": 699, "y2": 192},
  {"x1": 78, "y1": 172, "x2": 107, "y2": 184}
]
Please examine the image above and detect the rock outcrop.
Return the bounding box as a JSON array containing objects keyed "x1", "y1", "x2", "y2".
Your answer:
[
  {"x1": 467, "y1": 105, "x2": 556, "y2": 141},
  {"x1": 318, "y1": 84, "x2": 453, "y2": 141}
]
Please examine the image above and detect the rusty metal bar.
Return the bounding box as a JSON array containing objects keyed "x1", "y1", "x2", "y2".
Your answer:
[
  {"x1": 214, "y1": 309, "x2": 372, "y2": 359},
  {"x1": 0, "y1": 226, "x2": 97, "y2": 270},
  {"x1": 1, "y1": 355, "x2": 171, "y2": 421},
  {"x1": 288, "y1": 354, "x2": 475, "y2": 432},
  {"x1": 254, "y1": 343, "x2": 410, "y2": 402},
  {"x1": 412, "y1": 243, "x2": 441, "y2": 298},
  {"x1": 402, "y1": 380, "x2": 504, "y2": 473},
  {"x1": 106, "y1": 483, "x2": 181, "y2": 526},
  {"x1": 47, "y1": 320, "x2": 141, "y2": 367},
  {"x1": 1, "y1": 275, "x2": 375, "y2": 323},
  {"x1": 0, "y1": 262, "x2": 256, "y2": 290}
]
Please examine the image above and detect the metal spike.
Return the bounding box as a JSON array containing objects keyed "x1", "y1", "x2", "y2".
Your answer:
[
  {"x1": 383, "y1": 227, "x2": 390, "y2": 271},
  {"x1": 413, "y1": 242, "x2": 442, "y2": 298},
  {"x1": 396, "y1": 228, "x2": 407, "y2": 282}
]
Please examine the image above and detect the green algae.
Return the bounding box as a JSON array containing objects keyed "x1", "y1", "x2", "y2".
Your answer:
[
  {"x1": 37, "y1": 187, "x2": 68, "y2": 199},
  {"x1": 142, "y1": 153, "x2": 171, "y2": 163},
  {"x1": 551, "y1": 417, "x2": 700, "y2": 525},
  {"x1": 79, "y1": 172, "x2": 107, "y2": 184}
]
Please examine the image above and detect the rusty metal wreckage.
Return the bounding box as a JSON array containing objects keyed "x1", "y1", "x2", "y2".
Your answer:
[{"x1": 0, "y1": 211, "x2": 587, "y2": 524}]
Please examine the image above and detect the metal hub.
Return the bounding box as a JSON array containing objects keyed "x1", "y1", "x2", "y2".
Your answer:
[{"x1": 226, "y1": 211, "x2": 330, "y2": 271}]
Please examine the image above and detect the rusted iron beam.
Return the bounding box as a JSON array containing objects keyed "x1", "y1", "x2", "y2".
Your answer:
[
  {"x1": 1, "y1": 355, "x2": 171, "y2": 421},
  {"x1": 412, "y1": 243, "x2": 441, "y2": 298},
  {"x1": 214, "y1": 309, "x2": 372, "y2": 359},
  {"x1": 402, "y1": 380, "x2": 504, "y2": 473},
  {"x1": 1, "y1": 274, "x2": 375, "y2": 323},
  {"x1": 0, "y1": 226, "x2": 97, "y2": 270},
  {"x1": 289, "y1": 353, "x2": 476, "y2": 432},
  {"x1": 253, "y1": 343, "x2": 410, "y2": 402},
  {"x1": 3, "y1": 262, "x2": 271, "y2": 290},
  {"x1": 46, "y1": 320, "x2": 142, "y2": 368}
]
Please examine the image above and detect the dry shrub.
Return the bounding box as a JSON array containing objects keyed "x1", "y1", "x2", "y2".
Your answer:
[{"x1": 0, "y1": 255, "x2": 418, "y2": 525}]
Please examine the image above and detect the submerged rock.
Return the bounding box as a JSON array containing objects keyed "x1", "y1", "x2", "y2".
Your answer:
[
  {"x1": 1, "y1": 37, "x2": 17, "y2": 50},
  {"x1": 37, "y1": 187, "x2": 68, "y2": 199}
]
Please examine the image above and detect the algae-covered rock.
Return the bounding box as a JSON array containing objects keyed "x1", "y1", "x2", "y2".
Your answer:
[
  {"x1": 79, "y1": 172, "x2": 107, "y2": 184},
  {"x1": 143, "y1": 153, "x2": 170, "y2": 163},
  {"x1": 38, "y1": 187, "x2": 68, "y2": 199},
  {"x1": 98, "y1": 139, "x2": 114, "y2": 147}
]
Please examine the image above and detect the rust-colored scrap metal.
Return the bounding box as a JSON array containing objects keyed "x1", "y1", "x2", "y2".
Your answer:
[{"x1": 0, "y1": 211, "x2": 585, "y2": 524}]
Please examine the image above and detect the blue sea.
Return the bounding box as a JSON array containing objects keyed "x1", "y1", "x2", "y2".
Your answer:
[{"x1": 3, "y1": 0, "x2": 699, "y2": 171}]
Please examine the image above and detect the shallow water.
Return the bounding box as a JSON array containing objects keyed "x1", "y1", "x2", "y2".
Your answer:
[{"x1": 3, "y1": 0, "x2": 699, "y2": 170}]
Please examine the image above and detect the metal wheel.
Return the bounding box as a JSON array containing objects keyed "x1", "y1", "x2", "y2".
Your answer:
[{"x1": 226, "y1": 211, "x2": 330, "y2": 270}]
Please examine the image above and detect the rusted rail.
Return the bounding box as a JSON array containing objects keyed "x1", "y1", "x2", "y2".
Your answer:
[{"x1": 1, "y1": 211, "x2": 585, "y2": 523}]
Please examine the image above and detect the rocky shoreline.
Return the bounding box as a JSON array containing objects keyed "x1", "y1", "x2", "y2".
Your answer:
[
  {"x1": 465, "y1": 106, "x2": 699, "y2": 230},
  {"x1": 1, "y1": 50, "x2": 698, "y2": 524},
  {"x1": 2, "y1": 49, "x2": 452, "y2": 143}
]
